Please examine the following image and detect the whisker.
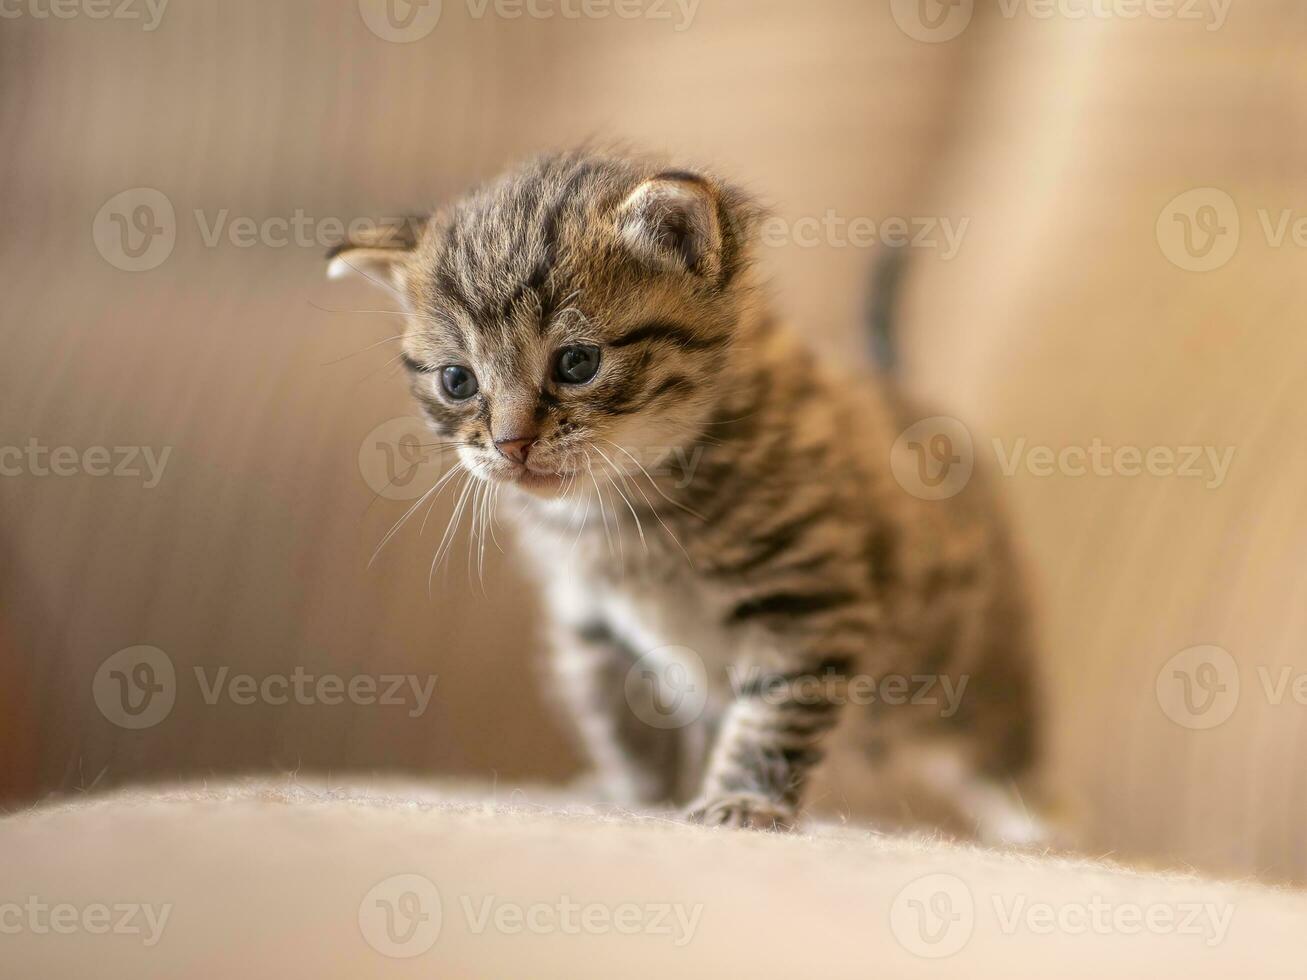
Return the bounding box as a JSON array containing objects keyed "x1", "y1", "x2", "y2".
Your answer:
[
  {"x1": 591, "y1": 444, "x2": 647, "y2": 554},
  {"x1": 430, "y1": 473, "x2": 477, "y2": 597},
  {"x1": 350, "y1": 350, "x2": 412, "y2": 390},
  {"x1": 319, "y1": 333, "x2": 406, "y2": 367},
  {"x1": 308, "y1": 297, "x2": 447, "y2": 327},
  {"x1": 419, "y1": 465, "x2": 466, "y2": 537},
  {"x1": 487, "y1": 483, "x2": 505, "y2": 554},
  {"x1": 567, "y1": 478, "x2": 593, "y2": 559},
  {"x1": 596, "y1": 440, "x2": 694, "y2": 567},
  {"x1": 698, "y1": 410, "x2": 761, "y2": 427},
  {"x1": 598, "y1": 437, "x2": 706, "y2": 522},
  {"x1": 369, "y1": 477, "x2": 447, "y2": 569},
  {"x1": 587, "y1": 457, "x2": 615, "y2": 561}
]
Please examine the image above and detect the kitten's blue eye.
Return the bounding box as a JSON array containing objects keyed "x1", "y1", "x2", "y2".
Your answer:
[
  {"x1": 441, "y1": 365, "x2": 479, "y2": 400},
  {"x1": 555, "y1": 345, "x2": 601, "y2": 385}
]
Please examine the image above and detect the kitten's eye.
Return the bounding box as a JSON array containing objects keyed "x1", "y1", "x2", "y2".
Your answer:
[
  {"x1": 441, "y1": 365, "x2": 479, "y2": 400},
  {"x1": 554, "y1": 345, "x2": 601, "y2": 385}
]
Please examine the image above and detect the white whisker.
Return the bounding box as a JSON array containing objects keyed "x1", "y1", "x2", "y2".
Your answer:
[{"x1": 599, "y1": 437, "x2": 705, "y2": 522}]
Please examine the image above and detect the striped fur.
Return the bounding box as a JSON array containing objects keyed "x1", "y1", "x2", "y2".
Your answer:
[{"x1": 331, "y1": 147, "x2": 1040, "y2": 837}]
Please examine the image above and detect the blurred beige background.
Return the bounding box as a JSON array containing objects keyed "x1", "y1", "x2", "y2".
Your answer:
[{"x1": 2, "y1": 0, "x2": 1306, "y2": 886}]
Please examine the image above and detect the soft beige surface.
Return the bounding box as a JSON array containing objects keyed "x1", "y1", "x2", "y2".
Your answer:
[{"x1": 3, "y1": 782, "x2": 1305, "y2": 978}]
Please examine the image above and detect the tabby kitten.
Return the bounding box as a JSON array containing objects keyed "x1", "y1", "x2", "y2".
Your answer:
[{"x1": 329, "y1": 148, "x2": 1042, "y2": 839}]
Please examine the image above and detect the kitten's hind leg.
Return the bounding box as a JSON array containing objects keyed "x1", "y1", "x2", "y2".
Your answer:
[{"x1": 909, "y1": 741, "x2": 1051, "y2": 849}]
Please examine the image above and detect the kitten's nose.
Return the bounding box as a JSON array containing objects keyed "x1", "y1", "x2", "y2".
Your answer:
[{"x1": 495, "y1": 435, "x2": 536, "y2": 465}]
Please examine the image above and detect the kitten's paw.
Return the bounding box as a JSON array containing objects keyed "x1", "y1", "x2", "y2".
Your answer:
[{"x1": 685, "y1": 795, "x2": 796, "y2": 832}]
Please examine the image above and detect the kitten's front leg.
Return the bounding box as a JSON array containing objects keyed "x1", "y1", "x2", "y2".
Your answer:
[
  {"x1": 549, "y1": 615, "x2": 692, "y2": 806},
  {"x1": 686, "y1": 650, "x2": 852, "y2": 831}
]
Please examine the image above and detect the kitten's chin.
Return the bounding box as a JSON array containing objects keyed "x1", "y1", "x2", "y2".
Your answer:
[{"x1": 493, "y1": 467, "x2": 570, "y2": 498}]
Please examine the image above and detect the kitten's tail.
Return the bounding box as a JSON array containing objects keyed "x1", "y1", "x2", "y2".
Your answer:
[{"x1": 867, "y1": 244, "x2": 909, "y2": 375}]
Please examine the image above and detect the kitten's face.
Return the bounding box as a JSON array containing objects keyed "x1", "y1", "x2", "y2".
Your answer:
[{"x1": 330, "y1": 153, "x2": 756, "y2": 499}]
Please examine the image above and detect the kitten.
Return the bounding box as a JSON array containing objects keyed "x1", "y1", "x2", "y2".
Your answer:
[{"x1": 328, "y1": 147, "x2": 1042, "y2": 840}]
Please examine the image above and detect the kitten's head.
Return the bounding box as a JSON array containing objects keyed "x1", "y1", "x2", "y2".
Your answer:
[{"x1": 329, "y1": 149, "x2": 760, "y2": 497}]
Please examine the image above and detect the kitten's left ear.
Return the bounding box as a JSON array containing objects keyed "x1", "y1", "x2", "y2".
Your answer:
[
  {"x1": 325, "y1": 214, "x2": 427, "y2": 290},
  {"x1": 617, "y1": 173, "x2": 724, "y2": 279}
]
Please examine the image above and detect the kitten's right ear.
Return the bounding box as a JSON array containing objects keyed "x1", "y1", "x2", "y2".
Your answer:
[{"x1": 325, "y1": 215, "x2": 427, "y2": 291}]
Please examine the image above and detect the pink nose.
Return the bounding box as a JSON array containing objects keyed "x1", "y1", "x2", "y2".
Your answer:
[{"x1": 495, "y1": 436, "x2": 536, "y2": 465}]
